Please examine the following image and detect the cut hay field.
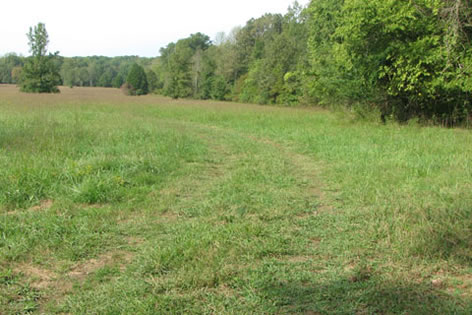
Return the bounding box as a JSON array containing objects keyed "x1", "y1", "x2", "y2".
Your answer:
[{"x1": 1, "y1": 84, "x2": 472, "y2": 314}]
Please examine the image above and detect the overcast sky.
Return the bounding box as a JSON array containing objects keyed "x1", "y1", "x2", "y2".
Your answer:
[{"x1": 1, "y1": 0, "x2": 309, "y2": 58}]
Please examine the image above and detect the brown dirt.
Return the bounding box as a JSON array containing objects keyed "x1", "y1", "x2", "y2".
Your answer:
[
  {"x1": 29, "y1": 199, "x2": 54, "y2": 212},
  {"x1": 215, "y1": 284, "x2": 236, "y2": 298},
  {"x1": 446, "y1": 274, "x2": 472, "y2": 296},
  {"x1": 68, "y1": 250, "x2": 134, "y2": 280},
  {"x1": 5, "y1": 199, "x2": 54, "y2": 216},
  {"x1": 14, "y1": 263, "x2": 56, "y2": 289},
  {"x1": 125, "y1": 236, "x2": 145, "y2": 246},
  {"x1": 284, "y1": 256, "x2": 312, "y2": 263}
]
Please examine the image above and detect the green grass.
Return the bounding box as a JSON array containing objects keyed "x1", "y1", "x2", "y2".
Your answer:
[{"x1": 1, "y1": 85, "x2": 472, "y2": 314}]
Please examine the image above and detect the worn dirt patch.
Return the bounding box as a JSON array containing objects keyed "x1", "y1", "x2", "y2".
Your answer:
[
  {"x1": 214, "y1": 284, "x2": 236, "y2": 298},
  {"x1": 14, "y1": 263, "x2": 56, "y2": 289},
  {"x1": 125, "y1": 236, "x2": 145, "y2": 246},
  {"x1": 68, "y1": 250, "x2": 134, "y2": 280},
  {"x1": 30, "y1": 200, "x2": 54, "y2": 212},
  {"x1": 5, "y1": 199, "x2": 54, "y2": 216},
  {"x1": 284, "y1": 256, "x2": 313, "y2": 263},
  {"x1": 446, "y1": 274, "x2": 472, "y2": 296}
]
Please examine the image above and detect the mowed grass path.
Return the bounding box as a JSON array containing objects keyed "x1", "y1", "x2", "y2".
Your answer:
[{"x1": 1, "y1": 85, "x2": 472, "y2": 314}]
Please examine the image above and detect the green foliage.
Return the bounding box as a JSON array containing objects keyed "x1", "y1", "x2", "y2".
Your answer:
[
  {"x1": 145, "y1": 69, "x2": 159, "y2": 92},
  {"x1": 112, "y1": 74, "x2": 125, "y2": 88},
  {"x1": 306, "y1": 0, "x2": 354, "y2": 105},
  {"x1": 55, "y1": 56, "x2": 154, "y2": 88},
  {"x1": 154, "y1": 4, "x2": 308, "y2": 105},
  {"x1": 27, "y1": 23, "x2": 49, "y2": 57},
  {"x1": 159, "y1": 33, "x2": 212, "y2": 99},
  {"x1": 126, "y1": 63, "x2": 148, "y2": 96},
  {"x1": 279, "y1": 71, "x2": 304, "y2": 105},
  {"x1": 235, "y1": 5, "x2": 309, "y2": 105},
  {"x1": 209, "y1": 75, "x2": 230, "y2": 100},
  {"x1": 0, "y1": 54, "x2": 24, "y2": 84},
  {"x1": 20, "y1": 55, "x2": 62, "y2": 94},
  {"x1": 98, "y1": 69, "x2": 116, "y2": 87},
  {"x1": 19, "y1": 23, "x2": 61, "y2": 93},
  {"x1": 306, "y1": 0, "x2": 472, "y2": 123}
]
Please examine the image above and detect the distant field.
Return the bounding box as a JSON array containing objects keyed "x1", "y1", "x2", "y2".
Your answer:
[{"x1": 1, "y1": 84, "x2": 472, "y2": 314}]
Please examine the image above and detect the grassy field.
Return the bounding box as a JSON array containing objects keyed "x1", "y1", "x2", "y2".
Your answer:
[{"x1": 1, "y1": 84, "x2": 472, "y2": 314}]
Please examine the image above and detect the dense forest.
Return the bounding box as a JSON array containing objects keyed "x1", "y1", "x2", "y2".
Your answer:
[{"x1": 1, "y1": 0, "x2": 471, "y2": 124}]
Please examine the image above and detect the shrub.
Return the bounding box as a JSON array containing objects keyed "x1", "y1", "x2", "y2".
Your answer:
[{"x1": 125, "y1": 63, "x2": 148, "y2": 96}]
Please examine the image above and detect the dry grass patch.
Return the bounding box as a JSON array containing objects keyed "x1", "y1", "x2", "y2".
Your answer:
[
  {"x1": 68, "y1": 250, "x2": 134, "y2": 281},
  {"x1": 29, "y1": 199, "x2": 53, "y2": 212},
  {"x1": 13, "y1": 263, "x2": 56, "y2": 290}
]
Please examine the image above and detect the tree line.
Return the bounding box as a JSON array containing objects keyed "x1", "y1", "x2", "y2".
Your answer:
[
  {"x1": 155, "y1": 2, "x2": 308, "y2": 105},
  {"x1": 1, "y1": 1, "x2": 471, "y2": 124},
  {"x1": 154, "y1": 0, "x2": 471, "y2": 124},
  {"x1": 0, "y1": 54, "x2": 157, "y2": 90}
]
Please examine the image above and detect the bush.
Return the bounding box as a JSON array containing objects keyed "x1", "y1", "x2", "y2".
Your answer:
[{"x1": 126, "y1": 64, "x2": 148, "y2": 96}]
